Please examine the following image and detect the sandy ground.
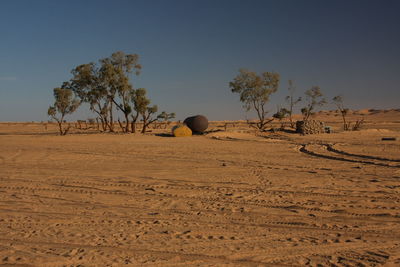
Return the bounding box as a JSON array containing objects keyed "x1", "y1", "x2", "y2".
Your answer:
[{"x1": 0, "y1": 110, "x2": 400, "y2": 266}]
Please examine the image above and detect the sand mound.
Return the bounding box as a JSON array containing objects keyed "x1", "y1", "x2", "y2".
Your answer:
[{"x1": 356, "y1": 109, "x2": 370, "y2": 115}]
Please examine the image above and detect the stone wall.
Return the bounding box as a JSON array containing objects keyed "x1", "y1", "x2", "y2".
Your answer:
[{"x1": 296, "y1": 120, "x2": 325, "y2": 135}]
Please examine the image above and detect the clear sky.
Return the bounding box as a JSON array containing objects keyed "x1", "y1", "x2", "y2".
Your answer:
[{"x1": 0, "y1": 0, "x2": 399, "y2": 121}]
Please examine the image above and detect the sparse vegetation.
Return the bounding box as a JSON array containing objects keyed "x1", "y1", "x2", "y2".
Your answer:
[
  {"x1": 301, "y1": 86, "x2": 326, "y2": 121},
  {"x1": 158, "y1": 111, "x2": 176, "y2": 129},
  {"x1": 332, "y1": 95, "x2": 350, "y2": 130},
  {"x1": 131, "y1": 88, "x2": 159, "y2": 134},
  {"x1": 285, "y1": 80, "x2": 302, "y2": 128},
  {"x1": 54, "y1": 51, "x2": 173, "y2": 134},
  {"x1": 101, "y1": 52, "x2": 141, "y2": 133},
  {"x1": 47, "y1": 88, "x2": 80, "y2": 135},
  {"x1": 66, "y1": 63, "x2": 110, "y2": 131},
  {"x1": 332, "y1": 95, "x2": 366, "y2": 131},
  {"x1": 273, "y1": 107, "x2": 290, "y2": 129},
  {"x1": 352, "y1": 118, "x2": 365, "y2": 131},
  {"x1": 229, "y1": 69, "x2": 280, "y2": 131}
]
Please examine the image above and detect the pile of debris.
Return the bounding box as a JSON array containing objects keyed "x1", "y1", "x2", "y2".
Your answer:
[{"x1": 296, "y1": 120, "x2": 326, "y2": 135}]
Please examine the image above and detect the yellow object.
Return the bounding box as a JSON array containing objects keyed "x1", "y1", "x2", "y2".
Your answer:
[{"x1": 172, "y1": 125, "x2": 192, "y2": 137}]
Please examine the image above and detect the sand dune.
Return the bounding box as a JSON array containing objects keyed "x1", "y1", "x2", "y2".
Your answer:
[{"x1": 0, "y1": 111, "x2": 399, "y2": 266}]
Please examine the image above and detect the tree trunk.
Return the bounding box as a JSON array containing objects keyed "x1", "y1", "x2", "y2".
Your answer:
[
  {"x1": 131, "y1": 112, "x2": 138, "y2": 133},
  {"x1": 102, "y1": 116, "x2": 109, "y2": 132},
  {"x1": 118, "y1": 118, "x2": 124, "y2": 132},
  {"x1": 56, "y1": 115, "x2": 65, "y2": 135},
  {"x1": 131, "y1": 121, "x2": 136, "y2": 133},
  {"x1": 57, "y1": 121, "x2": 63, "y2": 135},
  {"x1": 95, "y1": 118, "x2": 100, "y2": 131},
  {"x1": 62, "y1": 124, "x2": 71, "y2": 135},
  {"x1": 289, "y1": 104, "x2": 295, "y2": 128},
  {"x1": 100, "y1": 117, "x2": 106, "y2": 131},
  {"x1": 109, "y1": 101, "x2": 114, "y2": 132},
  {"x1": 124, "y1": 112, "x2": 130, "y2": 133},
  {"x1": 341, "y1": 112, "x2": 348, "y2": 131},
  {"x1": 141, "y1": 117, "x2": 147, "y2": 134}
]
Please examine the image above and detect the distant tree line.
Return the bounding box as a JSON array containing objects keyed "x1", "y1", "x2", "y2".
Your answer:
[
  {"x1": 229, "y1": 69, "x2": 354, "y2": 132},
  {"x1": 48, "y1": 51, "x2": 174, "y2": 135},
  {"x1": 48, "y1": 55, "x2": 359, "y2": 135}
]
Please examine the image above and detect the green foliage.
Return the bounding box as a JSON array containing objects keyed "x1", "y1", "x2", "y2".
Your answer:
[
  {"x1": 100, "y1": 51, "x2": 141, "y2": 132},
  {"x1": 158, "y1": 111, "x2": 176, "y2": 122},
  {"x1": 273, "y1": 107, "x2": 290, "y2": 120},
  {"x1": 131, "y1": 88, "x2": 150, "y2": 115},
  {"x1": 229, "y1": 69, "x2": 280, "y2": 131},
  {"x1": 67, "y1": 63, "x2": 110, "y2": 131},
  {"x1": 48, "y1": 87, "x2": 80, "y2": 135},
  {"x1": 130, "y1": 88, "x2": 160, "y2": 133},
  {"x1": 67, "y1": 51, "x2": 142, "y2": 132},
  {"x1": 53, "y1": 51, "x2": 175, "y2": 135},
  {"x1": 301, "y1": 86, "x2": 326, "y2": 121}
]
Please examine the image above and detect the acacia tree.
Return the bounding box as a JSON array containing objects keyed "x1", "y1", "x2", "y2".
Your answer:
[
  {"x1": 229, "y1": 69, "x2": 280, "y2": 131},
  {"x1": 158, "y1": 111, "x2": 175, "y2": 128},
  {"x1": 285, "y1": 80, "x2": 302, "y2": 128},
  {"x1": 301, "y1": 86, "x2": 326, "y2": 121},
  {"x1": 333, "y1": 95, "x2": 350, "y2": 130},
  {"x1": 48, "y1": 87, "x2": 80, "y2": 135}
]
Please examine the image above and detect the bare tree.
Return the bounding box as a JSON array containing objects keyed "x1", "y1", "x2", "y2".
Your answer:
[
  {"x1": 229, "y1": 69, "x2": 280, "y2": 131},
  {"x1": 48, "y1": 88, "x2": 80, "y2": 135},
  {"x1": 301, "y1": 86, "x2": 326, "y2": 121},
  {"x1": 285, "y1": 80, "x2": 302, "y2": 128},
  {"x1": 332, "y1": 95, "x2": 350, "y2": 130}
]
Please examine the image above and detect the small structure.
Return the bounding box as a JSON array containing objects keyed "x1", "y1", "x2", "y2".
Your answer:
[
  {"x1": 172, "y1": 125, "x2": 192, "y2": 137},
  {"x1": 183, "y1": 115, "x2": 208, "y2": 133},
  {"x1": 296, "y1": 120, "x2": 325, "y2": 135}
]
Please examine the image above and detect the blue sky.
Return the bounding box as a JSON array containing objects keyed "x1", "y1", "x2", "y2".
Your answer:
[{"x1": 0, "y1": 0, "x2": 399, "y2": 121}]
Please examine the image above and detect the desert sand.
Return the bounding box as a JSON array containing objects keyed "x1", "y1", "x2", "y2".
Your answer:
[{"x1": 0, "y1": 110, "x2": 400, "y2": 266}]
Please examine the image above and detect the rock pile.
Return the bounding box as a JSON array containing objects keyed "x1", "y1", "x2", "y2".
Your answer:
[{"x1": 296, "y1": 120, "x2": 325, "y2": 135}]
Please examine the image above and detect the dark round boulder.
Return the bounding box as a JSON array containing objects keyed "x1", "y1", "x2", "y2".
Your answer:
[{"x1": 184, "y1": 115, "x2": 208, "y2": 133}]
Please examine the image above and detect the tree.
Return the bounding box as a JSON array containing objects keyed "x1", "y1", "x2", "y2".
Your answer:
[
  {"x1": 158, "y1": 111, "x2": 175, "y2": 122},
  {"x1": 301, "y1": 86, "x2": 326, "y2": 121},
  {"x1": 68, "y1": 63, "x2": 110, "y2": 131},
  {"x1": 285, "y1": 80, "x2": 302, "y2": 128},
  {"x1": 130, "y1": 88, "x2": 145, "y2": 133},
  {"x1": 100, "y1": 52, "x2": 141, "y2": 132},
  {"x1": 158, "y1": 111, "x2": 176, "y2": 129},
  {"x1": 141, "y1": 105, "x2": 159, "y2": 134},
  {"x1": 48, "y1": 88, "x2": 80, "y2": 135},
  {"x1": 131, "y1": 88, "x2": 159, "y2": 134},
  {"x1": 68, "y1": 51, "x2": 141, "y2": 133},
  {"x1": 229, "y1": 69, "x2": 280, "y2": 131},
  {"x1": 333, "y1": 95, "x2": 350, "y2": 131},
  {"x1": 273, "y1": 107, "x2": 290, "y2": 129}
]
